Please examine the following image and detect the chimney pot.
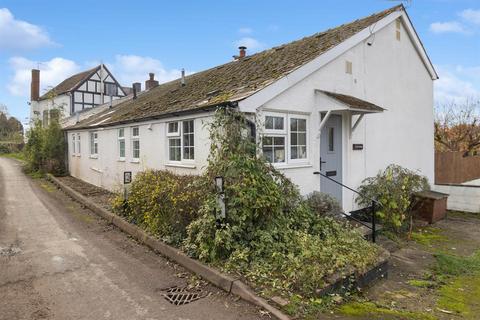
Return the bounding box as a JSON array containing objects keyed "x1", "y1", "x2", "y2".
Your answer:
[
  {"x1": 181, "y1": 68, "x2": 186, "y2": 87},
  {"x1": 149, "y1": 73, "x2": 154, "y2": 80},
  {"x1": 31, "y1": 69, "x2": 40, "y2": 101},
  {"x1": 132, "y1": 82, "x2": 141, "y2": 99}
]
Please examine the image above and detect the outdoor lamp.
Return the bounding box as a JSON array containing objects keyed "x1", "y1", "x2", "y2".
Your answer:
[{"x1": 215, "y1": 176, "x2": 224, "y2": 193}]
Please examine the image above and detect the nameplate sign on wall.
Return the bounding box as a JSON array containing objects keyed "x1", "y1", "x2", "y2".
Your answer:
[{"x1": 353, "y1": 144, "x2": 364, "y2": 150}]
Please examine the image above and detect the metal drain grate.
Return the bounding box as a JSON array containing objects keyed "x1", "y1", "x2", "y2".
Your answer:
[{"x1": 162, "y1": 286, "x2": 206, "y2": 306}]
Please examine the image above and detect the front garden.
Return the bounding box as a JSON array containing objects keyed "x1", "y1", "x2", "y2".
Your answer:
[{"x1": 110, "y1": 109, "x2": 430, "y2": 318}]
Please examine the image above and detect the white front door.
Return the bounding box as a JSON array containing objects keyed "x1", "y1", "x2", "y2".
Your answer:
[{"x1": 320, "y1": 114, "x2": 343, "y2": 204}]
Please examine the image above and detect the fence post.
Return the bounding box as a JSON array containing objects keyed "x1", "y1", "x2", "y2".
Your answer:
[{"x1": 371, "y1": 200, "x2": 376, "y2": 243}]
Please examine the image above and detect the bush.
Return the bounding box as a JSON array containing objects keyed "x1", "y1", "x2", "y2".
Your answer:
[
  {"x1": 24, "y1": 119, "x2": 66, "y2": 175},
  {"x1": 0, "y1": 142, "x2": 24, "y2": 154},
  {"x1": 184, "y1": 108, "x2": 380, "y2": 304},
  {"x1": 356, "y1": 164, "x2": 430, "y2": 233},
  {"x1": 112, "y1": 170, "x2": 207, "y2": 246},
  {"x1": 305, "y1": 191, "x2": 342, "y2": 217}
]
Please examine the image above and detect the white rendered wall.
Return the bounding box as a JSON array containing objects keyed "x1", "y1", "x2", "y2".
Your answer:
[
  {"x1": 67, "y1": 114, "x2": 213, "y2": 192},
  {"x1": 434, "y1": 185, "x2": 480, "y2": 213},
  {"x1": 247, "y1": 19, "x2": 434, "y2": 211},
  {"x1": 31, "y1": 94, "x2": 71, "y2": 123}
]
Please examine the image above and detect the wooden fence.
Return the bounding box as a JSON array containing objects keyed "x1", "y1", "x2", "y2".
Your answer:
[{"x1": 435, "y1": 151, "x2": 480, "y2": 184}]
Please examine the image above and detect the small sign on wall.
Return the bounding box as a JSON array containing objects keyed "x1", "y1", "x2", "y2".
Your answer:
[
  {"x1": 353, "y1": 144, "x2": 364, "y2": 150},
  {"x1": 124, "y1": 171, "x2": 132, "y2": 184}
]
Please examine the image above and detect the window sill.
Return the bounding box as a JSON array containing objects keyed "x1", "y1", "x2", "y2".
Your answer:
[
  {"x1": 89, "y1": 155, "x2": 98, "y2": 159},
  {"x1": 165, "y1": 163, "x2": 196, "y2": 169},
  {"x1": 274, "y1": 163, "x2": 312, "y2": 170},
  {"x1": 118, "y1": 158, "x2": 125, "y2": 162},
  {"x1": 130, "y1": 159, "x2": 140, "y2": 164}
]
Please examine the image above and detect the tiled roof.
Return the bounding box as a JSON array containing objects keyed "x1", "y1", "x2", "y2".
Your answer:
[
  {"x1": 319, "y1": 90, "x2": 385, "y2": 112},
  {"x1": 69, "y1": 5, "x2": 402, "y2": 130},
  {"x1": 38, "y1": 66, "x2": 100, "y2": 101}
]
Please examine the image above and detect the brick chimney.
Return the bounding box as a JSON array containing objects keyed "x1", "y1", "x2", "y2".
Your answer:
[
  {"x1": 239, "y1": 46, "x2": 247, "y2": 58},
  {"x1": 145, "y1": 73, "x2": 159, "y2": 90},
  {"x1": 233, "y1": 46, "x2": 247, "y2": 60},
  {"x1": 31, "y1": 69, "x2": 40, "y2": 101}
]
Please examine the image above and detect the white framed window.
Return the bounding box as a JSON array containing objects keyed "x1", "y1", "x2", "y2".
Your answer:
[
  {"x1": 118, "y1": 128, "x2": 125, "y2": 160},
  {"x1": 167, "y1": 120, "x2": 194, "y2": 162},
  {"x1": 76, "y1": 133, "x2": 81, "y2": 156},
  {"x1": 264, "y1": 115, "x2": 286, "y2": 134},
  {"x1": 71, "y1": 134, "x2": 76, "y2": 156},
  {"x1": 131, "y1": 126, "x2": 140, "y2": 161},
  {"x1": 262, "y1": 113, "x2": 308, "y2": 165},
  {"x1": 90, "y1": 131, "x2": 98, "y2": 156},
  {"x1": 183, "y1": 120, "x2": 195, "y2": 160},
  {"x1": 290, "y1": 117, "x2": 307, "y2": 161},
  {"x1": 262, "y1": 136, "x2": 286, "y2": 163}
]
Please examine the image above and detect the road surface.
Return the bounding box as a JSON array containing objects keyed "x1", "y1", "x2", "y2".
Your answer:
[{"x1": 0, "y1": 157, "x2": 261, "y2": 320}]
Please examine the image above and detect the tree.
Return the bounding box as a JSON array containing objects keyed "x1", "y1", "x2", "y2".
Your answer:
[
  {"x1": 0, "y1": 106, "x2": 24, "y2": 143},
  {"x1": 434, "y1": 99, "x2": 480, "y2": 155}
]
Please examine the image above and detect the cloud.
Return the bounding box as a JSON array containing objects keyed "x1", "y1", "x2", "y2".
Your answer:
[
  {"x1": 234, "y1": 37, "x2": 265, "y2": 52},
  {"x1": 107, "y1": 55, "x2": 185, "y2": 87},
  {"x1": 460, "y1": 9, "x2": 480, "y2": 25},
  {"x1": 429, "y1": 21, "x2": 467, "y2": 34},
  {"x1": 434, "y1": 65, "x2": 480, "y2": 105},
  {"x1": 7, "y1": 54, "x2": 188, "y2": 98},
  {"x1": 7, "y1": 57, "x2": 80, "y2": 97},
  {"x1": 238, "y1": 27, "x2": 253, "y2": 35},
  {"x1": 0, "y1": 8, "x2": 55, "y2": 51}
]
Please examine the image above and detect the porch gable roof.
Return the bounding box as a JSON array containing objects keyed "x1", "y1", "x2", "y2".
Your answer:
[{"x1": 317, "y1": 90, "x2": 385, "y2": 113}]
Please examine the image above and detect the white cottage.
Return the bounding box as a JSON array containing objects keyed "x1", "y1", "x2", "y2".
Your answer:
[
  {"x1": 30, "y1": 64, "x2": 129, "y2": 126},
  {"x1": 65, "y1": 5, "x2": 437, "y2": 212}
]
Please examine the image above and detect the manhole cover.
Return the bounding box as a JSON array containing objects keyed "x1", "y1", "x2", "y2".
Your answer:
[{"x1": 161, "y1": 286, "x2": 207, "y2": 306}]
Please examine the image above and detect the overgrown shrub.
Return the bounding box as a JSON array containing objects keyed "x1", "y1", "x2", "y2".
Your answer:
[
  {"x1": 112, "y1": 170, "x2": 207, "y2": 246},
  {"x1": 24, "y1": 118, "x2": 66, "y2": 175},
  {"x1": 184, "y1": 108, "x2": 380, "y2": 303},
  {"x1": 111, "y1": 108, "x2": 381, "y2": 316},
  {"x1": 356, "y1": 164, "x2": 430, "y2": 233},
  {"x1": 0, "y1": 142, "x2": 23, "y2": 154},
  {"x1": 305, "y1": 191, "x2": 342, "y2": 217}
]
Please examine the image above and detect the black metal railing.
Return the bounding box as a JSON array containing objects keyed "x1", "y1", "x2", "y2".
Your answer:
[{"x1": 314, "y1": 171, "x2": 381, "y2": 243}]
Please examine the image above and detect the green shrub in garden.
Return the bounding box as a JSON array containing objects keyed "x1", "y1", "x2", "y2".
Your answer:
[
  {"x1": 113, "y1": 170, "x2": 206, "y2": 246},
  {"x1": 184, "y1": 108, "x2": 380, "y2": 304},
  {"x1": 356, "y1": 164, "x2": 430, "y2": 233},
  {"x1": 24, "y1": 118, "x2": 66, "y2": 175}
]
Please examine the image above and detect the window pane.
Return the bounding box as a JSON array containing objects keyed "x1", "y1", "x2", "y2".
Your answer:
[
  {"x1": 265, "y1": 116, "x2": 274, "y2": 130},
  {"x1": 262, "y1": 136, "x2": 272, "y2": 145},
  {"x1": 119, "y1": 140, "x2": 125, "y2": 158},
  {"x1": 274, "y1": 147, "x2": 285, "y2": 162},
  {"x1": 291, "y1": 146, "x2": 297, "y2": 159},
  {"x1": 168, "y1": 122, "x2": 178, "y2": 133},
  {"x1": 262, "y1": 146, "x2": 273, "y2": 162},
  {"x1": 133, "y1": 140, "x2": 140, "y2": 158},
  {"x1": 118, "y1": 128, "x2": 124, "y2": 137},
  {"x1": 169, "y1": 138, "x2": 181, "y2": 161},
  {"x1": 328, "y1": 127, "x2": 334, "y2": 152},
  {"x1": 274, "y1": 117, "x2": 284, "y2": 130},
  {"x1": 299, "y1": 146, "x2": 307, "y2": 158},
  {"x1": 132, "y1": 127, "x2": 139, "y2": 137},
  {"x1": 298, "y1": 132, "x2": 306, "y2": 145},
  {"x1": 298, "y1": 119, "x2": 306, "y2": 131},
  {"x1": 290, "y1": 119, "x2": 298, "y2": 131},
  {"x1": 274, "y1": 136, "x2": 285, "y2": 146}
]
